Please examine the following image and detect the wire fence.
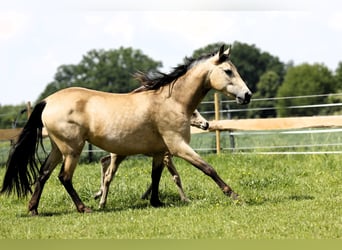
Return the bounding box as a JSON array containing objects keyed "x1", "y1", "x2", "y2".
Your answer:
[
  {"x1": 199, "y1": 92, "x2": 342, "y2": 116},
  {"x1": 189, "y1": 128, "x2": 342, "y2": 155},
  {"x1": 193, "y1": 92, "x2": 342, "y2": 155}
]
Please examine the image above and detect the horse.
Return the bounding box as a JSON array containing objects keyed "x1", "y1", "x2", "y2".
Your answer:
[
  {"x1": 1, "y1": 45, "x2": 251, "y2": 215},
  {"x1": 94, "y1": 109, "x2": 209, "y2": 208}
]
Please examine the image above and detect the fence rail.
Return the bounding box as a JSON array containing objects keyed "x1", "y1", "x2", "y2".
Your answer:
[{"x1": 190, "y1": 115, "x2": 342, "y2": 133}]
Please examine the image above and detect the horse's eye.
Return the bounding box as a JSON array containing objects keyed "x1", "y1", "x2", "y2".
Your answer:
[{"x1": 224, "y1": 69, "x2": 233, "y2": 76}]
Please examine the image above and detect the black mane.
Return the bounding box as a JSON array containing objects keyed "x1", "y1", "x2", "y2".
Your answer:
[{"x1": 132, "y1": 51, "x2": 217, "y2": 93}]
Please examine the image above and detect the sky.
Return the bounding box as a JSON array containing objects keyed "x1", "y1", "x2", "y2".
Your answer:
[{"x1": 1, "y1": 0, "x2": 342, "y2": 105}]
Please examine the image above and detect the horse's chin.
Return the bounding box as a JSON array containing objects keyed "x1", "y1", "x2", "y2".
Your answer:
[
  {"x1": 236, "y1": 96, "x2": 250, "y2": 105},
  {"x1": 236, "y1": 96, "x2": 243, "y2": 104},
  {"x1": 201, "y1": 122, "x2": 209, "y2": 130}
]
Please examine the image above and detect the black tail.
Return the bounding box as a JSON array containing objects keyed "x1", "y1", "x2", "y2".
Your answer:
[{"x1": 1, "y1": 101, "x2": 47, "y2": 197}]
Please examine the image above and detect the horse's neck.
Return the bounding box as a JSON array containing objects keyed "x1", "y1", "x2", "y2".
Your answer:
[{"x1": 170, "y1": 65, "x2": 211, "y2": 113}]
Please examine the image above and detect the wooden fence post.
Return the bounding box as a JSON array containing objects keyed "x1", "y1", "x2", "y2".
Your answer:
[
  {"x1": 26, "y1": 101, "x2": 32, "y2": 118},
  {"x1": 214, "y1": 92, "x2": 221, "y2": 154}
]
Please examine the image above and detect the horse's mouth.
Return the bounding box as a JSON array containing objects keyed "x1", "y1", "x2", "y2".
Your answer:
[
  {"x1": 201, "y1": 122, "x2": 209, "y2": 130},
  {"x1": 236, "y1": 97, "x2": 249, "y2": 105},
  {"x1": 236, "y1": 92, "x2": 252, "y2": 105}
]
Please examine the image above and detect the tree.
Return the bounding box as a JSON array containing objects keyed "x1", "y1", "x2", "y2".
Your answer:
[
  {"x1": 324, "y1": 62, "x2": 342, "y2": 115},
  {"x1": 37, "y1": 47, "x2": 162, "y2": 101},
  {"x1": 276, "y1": 63, "x2": 336, "y2": 117},
  {"x1": 0, "y1": 103, "x2": 27, "y2": 128},
  {"x1": 248, "y1": 71, "x2": 281, "y2": 118},
  {"x1": 335, "y1": 62, "x2": 342, "y2": 90}
]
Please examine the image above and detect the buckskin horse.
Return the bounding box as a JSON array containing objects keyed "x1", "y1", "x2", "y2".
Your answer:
[{"x1": 1, "y1": 45, "x2": 251, "y2": 215}]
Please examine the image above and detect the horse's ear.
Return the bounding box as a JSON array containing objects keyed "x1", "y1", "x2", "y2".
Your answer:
[
  {"x1": 218, "y1": 45, "x2": 225, "y2": 57},
  {"x1": 224, "y1": 45, "x2": 231, "y2": 57},
  {"x1": 216, "y1": 45, "x2": 229, "y2": 64}
]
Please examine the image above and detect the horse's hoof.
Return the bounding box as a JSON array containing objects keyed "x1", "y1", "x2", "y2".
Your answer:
[
  {"x1": 230, "y1": 192, "x2": 239, "y2": 200},
  {"x1": 141, "y1": 194, "x2": 149, "y2": 200},
  {"x1": 94, "y1": 190, "x2": 103, "y2": 200},
  {"x1": 83, "y1": 207, "x2": 92, "y2": 213},
  {"x1": 78, "y1": 206, "x2": 92, "y2": 213},
  {"x1": 150, "y1": 199, "x2": 165, "y2": 207},
  {"x1": 230, "y1": 192, "x2": 245, "y2": 205},
  {"x1": 181, "y1": 197, "x2": 190, "y2": 203},
  {"x1": 30, "y1": 210, "x2": 39, "y2": 216}
]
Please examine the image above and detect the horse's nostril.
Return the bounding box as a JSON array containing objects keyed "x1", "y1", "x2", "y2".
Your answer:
[{"x1": 245, "y1": 92, "x2": 252, "y2": 102}]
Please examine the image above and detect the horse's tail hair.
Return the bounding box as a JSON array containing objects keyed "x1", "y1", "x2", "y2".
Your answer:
[{"x1": 1, "y1": 101, "x2": 47, "y2": 198}]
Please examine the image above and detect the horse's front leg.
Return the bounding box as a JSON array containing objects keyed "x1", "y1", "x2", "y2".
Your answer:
[
  {"x1": 150, "y1": 154, "x2": 165, "y2": 207},
  {"x1": 172, "y1": 142, "x2": 239, "y2": 200}
]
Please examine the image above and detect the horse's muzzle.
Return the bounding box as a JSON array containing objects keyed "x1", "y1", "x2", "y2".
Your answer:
[
  {"x1": 201, "y1": 122, "x2": 209, "y2": 130},
  {"x1": 237, "y1": 91, "x2": 252, "y2": 105}
]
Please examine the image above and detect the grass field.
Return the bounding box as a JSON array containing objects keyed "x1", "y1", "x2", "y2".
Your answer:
[{"x1": 0, "y1": 153, "x2": 341, "y2": 239}]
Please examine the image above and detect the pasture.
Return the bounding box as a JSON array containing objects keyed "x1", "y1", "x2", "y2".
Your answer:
[{"x1": 0, "y1": 153, "x2": 341, "y2": 239}]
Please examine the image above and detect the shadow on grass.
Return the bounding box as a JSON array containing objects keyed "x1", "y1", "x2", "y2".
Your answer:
[
  {"x1": 14, "y1": 191, "x2": 191, "y2": 217},
  {"x1": 17, "y1": 210, "x2": 75, "y2": 218},
  {"x1": 95, "y1": 192, "x2": 191, "y2": 213},
  {"x1": 244, "y1": 194, "x2": 315, "y2": 206},
  {"x1": 15, "y1": 193, "x2": 316, "y2": 217},
  {"x1": 288, "y1": 194, "x2": 315, "y2": 201}
]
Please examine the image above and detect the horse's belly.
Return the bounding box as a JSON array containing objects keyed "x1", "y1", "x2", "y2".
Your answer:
[{"x1": 90, "y1": 130, "x2": 166, "y2": 155}]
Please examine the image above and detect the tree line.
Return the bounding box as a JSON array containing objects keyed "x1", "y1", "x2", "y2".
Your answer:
[{"x1": 1, "y1": 41, "x2": 342, "y2": 128}]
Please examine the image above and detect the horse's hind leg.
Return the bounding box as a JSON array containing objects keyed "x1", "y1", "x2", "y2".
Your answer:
[
  {"x1": 28, "y1": 143, "x2": 62, "y2": 216},
  {"x1": 99, "y1": 154, "x2": 126, "y2": 209},
  {"x1": 164, "y1": 153, "x2": 189, "y2": 202},
  {"x1": 141, "y1": 182, "x2": 153, "y2": 200},
  {"x1": 140, "y1": 153, "x2": 189, "y2": 202},
  {"x1": 150, "y1": 154, "x2": 165, "y2": 207},
  {"x1": 58, "y1": 154, "x2": 91, "y2": 213},
  {"x1": 94, "y1": 155, "x2": 111, "y2": 199}
]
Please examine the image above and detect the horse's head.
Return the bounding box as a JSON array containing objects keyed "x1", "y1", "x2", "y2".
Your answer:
[
  {"x1": 190, "y1": 109, "x2": 209, "y2": 130},
  {"x1": 208, "y1": 45, "x2": 252, "y2": 105}
]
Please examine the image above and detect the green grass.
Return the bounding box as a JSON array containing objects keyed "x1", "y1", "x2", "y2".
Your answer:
[{"x1": 0, "y1": 153, "x2": 341, "y2": 239}]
